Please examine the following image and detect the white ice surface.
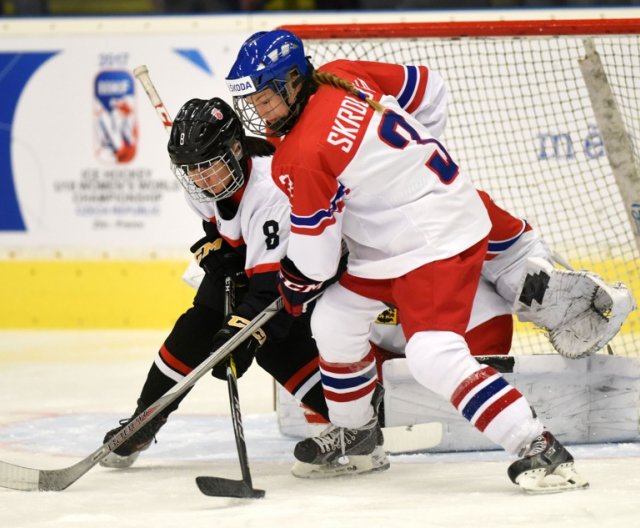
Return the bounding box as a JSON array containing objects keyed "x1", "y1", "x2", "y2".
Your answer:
[{"x1": 1, "y1": 330, "x2": 640, "y2": 528}]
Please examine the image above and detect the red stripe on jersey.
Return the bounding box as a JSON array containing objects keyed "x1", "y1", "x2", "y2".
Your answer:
[
  {"x1": 323, "y1": 378, "x2": 377, "y2": 402},
  {"x1": 479, "y1": 190, "x2": 531, "y2": 242},
  {"x1": 484, "y1": 220, "x2": 532, "y2": 261},
  {"x1": 488, "y1": 219, "x2": 529, "y2": 244},
  {"x1": 284, "y1": 357, "x2": 319, "y2": 393},
  {"x1": 245, "y1": 262, "x2": 280, "y2": 278},
  {"x1": 290, "y1": 215, "x2": 337, "y2": 236},
  {"x1": 159, "y1": 344, "x2": 192, "y2": 376},
  {"x1": 466, "y1": 315, "x2": 513, "y2": 356},
  {"x1": 474, "y1": 388, "x2": 523, "y2": 432},
  {"x1": 319, "y1": 348, "x2": 376, "y2": 374},
  {"x1": 405, "y1": 65, "x2": 429, "y2": 114},
  {"x1": 450, "y1": 366, "x2": 497, "y2": 408}
]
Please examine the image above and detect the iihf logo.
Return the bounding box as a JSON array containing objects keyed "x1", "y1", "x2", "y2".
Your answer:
[
  {"x1": 211, "y1": 107, "x2": 224, "y2": 120},
  {"x1": 94, "y1": 70, "x2": 138, "y2": 163}
]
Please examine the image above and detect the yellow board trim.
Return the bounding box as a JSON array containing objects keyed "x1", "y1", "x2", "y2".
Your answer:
[
  {"x1": 0, "y1": 258, "x2": 637, "y2": 334},
  {"x1": 0, "y1": 260, "x2": 194, "y2": 328}
]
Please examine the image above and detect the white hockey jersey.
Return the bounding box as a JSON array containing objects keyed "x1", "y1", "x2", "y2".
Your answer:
[
  {"x1": 369, "y1": 192, "x2": 547, "y2": 356},
  {"x1": 271, "y1": 60, "x2": 490, "y2": 282},
  {"x1": 186, "y1": 156, "x2": 289, "y2": 277}
]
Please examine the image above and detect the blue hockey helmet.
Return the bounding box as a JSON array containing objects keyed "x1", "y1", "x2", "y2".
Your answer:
[{"x1": 226, "y1": 30, "x2": 313, "y2": 136}]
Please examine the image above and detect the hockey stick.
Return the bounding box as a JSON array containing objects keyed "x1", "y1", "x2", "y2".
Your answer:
[
  {"x1": 133, "y1": 65, "x2": 173, "y2": 133},
  {"x1": 132, "y1": 66, "x2": 264, "y2": 498},
  {"x1": 196, "y1": 277, "x2": 265, "y2": 498},
  {"x1": 0, "y1": 297, "x2": 285, "y2": 492}
]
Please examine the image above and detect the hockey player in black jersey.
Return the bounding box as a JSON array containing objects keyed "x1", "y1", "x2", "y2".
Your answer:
[{"x1": 100, "y1": 98, "x2": 331, "y2": 468}]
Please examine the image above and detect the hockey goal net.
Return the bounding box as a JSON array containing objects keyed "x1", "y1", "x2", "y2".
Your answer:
[{"x1": 280, "y1": 19, "x2": 640, "y2": 357}]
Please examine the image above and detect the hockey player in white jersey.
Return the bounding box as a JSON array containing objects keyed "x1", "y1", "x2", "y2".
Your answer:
[
  {"x1": 100, "y1": 97, "x2": 331, "y2": 468},
  {"x1": 226, "y1": 29, "x2": 594, "y2": 492}
]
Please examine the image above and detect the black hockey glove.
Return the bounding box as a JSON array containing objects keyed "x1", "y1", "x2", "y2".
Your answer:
[
  {"x1": 211, "y1": 314, "x2": 267, "y2": 380},
  {"x1": 278, "y1": 255, "x2": 324, "y2": 317},
  {"x1": 190, "y1": 236, "x2": 249, "y2": 288}
]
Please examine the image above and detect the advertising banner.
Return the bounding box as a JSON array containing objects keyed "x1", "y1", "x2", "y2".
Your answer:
[{"x1": 0, "y1": 31, "x2": 250, "y2": 257}]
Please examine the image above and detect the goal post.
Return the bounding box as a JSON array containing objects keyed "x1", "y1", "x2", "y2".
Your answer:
[{"x1": 280, "y1": 18, "x2": 640, "y2": 357}]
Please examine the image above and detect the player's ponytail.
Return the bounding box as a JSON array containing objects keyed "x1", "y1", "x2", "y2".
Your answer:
[{"x1": 312, "y1": 70, "x2": 385, "y2": 113}]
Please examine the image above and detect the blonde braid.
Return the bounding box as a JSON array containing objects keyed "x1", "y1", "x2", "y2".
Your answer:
[{"x1": 312, "y1": 70, "x2": 385, "y2": 113}]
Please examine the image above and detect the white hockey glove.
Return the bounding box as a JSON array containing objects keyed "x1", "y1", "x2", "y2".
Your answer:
[{"x1": 514, "y1": 257, "x2": 636, "y2": 359}]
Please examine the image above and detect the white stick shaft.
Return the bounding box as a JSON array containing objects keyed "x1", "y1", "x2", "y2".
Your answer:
[{"x1": 133, "y1": 65, "x2": 173, "y2": 133}]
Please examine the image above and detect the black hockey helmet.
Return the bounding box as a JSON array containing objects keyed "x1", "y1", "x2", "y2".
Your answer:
[{"x1": 168, "y1": 97, "x2": 247, "y2": 202}]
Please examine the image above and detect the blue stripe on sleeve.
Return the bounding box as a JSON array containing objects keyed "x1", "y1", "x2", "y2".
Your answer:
[{"x1": 397, "y1": 65, "x2": 417, "y2": 108}]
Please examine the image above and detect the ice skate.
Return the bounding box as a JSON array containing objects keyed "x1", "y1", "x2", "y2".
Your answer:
[
  {"x1": 508, "y1": 431, "x2": 589, "y2": 494},
  {"x1": 99, "y1": 403, "x2": 167, "y2": 469},
  {"x1": 291, "y1": 414, "x2": 389, "y2": 479}
]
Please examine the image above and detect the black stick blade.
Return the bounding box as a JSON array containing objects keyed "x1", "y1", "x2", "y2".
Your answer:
[{"x1": 195, "y1": 476, "x2": 265, "y2": 499}]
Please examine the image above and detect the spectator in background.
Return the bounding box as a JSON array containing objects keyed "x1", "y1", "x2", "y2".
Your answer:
[
  {"x1": 160, "y1": 0, "x2": 360, "y2": 12},
  {"x1": 161, "y1": 0, "x2": 245, "y2": 11},
  {"x1": 2, "y1": 0, "x2": 634, "y2": 16},
  {"x1": 359, "y1": 0, "x2": 625, "y2": 7},
  {"x1": 3, "y1": 0, "x2": 159, "y2": 15},
  {"x1": 360, "y1": 0, "x2": 489, "y2": 7},
  {"x1": 4, "y1": 0, "x2": 49, "y2": 14}
]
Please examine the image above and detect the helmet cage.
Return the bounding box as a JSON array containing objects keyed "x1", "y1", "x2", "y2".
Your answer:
[
  {"x1": 226, "y1": 30, "x2": 311, "y2": 137},
  {"x1": 171, "y1": 142, "x2": 244, "y2": 203},
  {"x1": 232, "y1": 74, "x2": 302, "y2": 137}
]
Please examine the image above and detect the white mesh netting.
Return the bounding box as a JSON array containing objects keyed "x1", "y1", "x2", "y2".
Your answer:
[{"x1": 298, "y1": 26, "x2": 639, "y2": 356}]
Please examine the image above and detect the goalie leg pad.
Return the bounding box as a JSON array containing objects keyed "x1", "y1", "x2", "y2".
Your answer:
[{"x1": 514, "y1": 257, "x2": 636, "y2": 358}]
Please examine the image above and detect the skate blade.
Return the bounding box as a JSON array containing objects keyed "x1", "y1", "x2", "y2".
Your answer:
[
  {"x1": 292, "y1": 448, "x2": 390, "y2": 479},
  {"x1": 516, "y1": 462, "x2": 589, "y2": 494},
  {"x1": 99, "y1": 451, "x2": 141, "y2": 469}
]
